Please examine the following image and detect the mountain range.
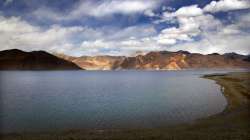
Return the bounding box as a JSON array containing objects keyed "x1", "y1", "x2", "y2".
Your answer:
[{"x1": 1, "y1": 49, "x2": 250, "y2": 70}]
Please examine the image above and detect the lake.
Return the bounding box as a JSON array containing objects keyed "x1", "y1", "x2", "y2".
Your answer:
[{"x1": 0, "y1": 70, "x2": 234, "y2": 133}]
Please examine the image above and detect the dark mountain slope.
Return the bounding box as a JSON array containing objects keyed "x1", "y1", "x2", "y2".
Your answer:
[{"x1": 0, "y1": 49, "x2": 81, "y2": 70}]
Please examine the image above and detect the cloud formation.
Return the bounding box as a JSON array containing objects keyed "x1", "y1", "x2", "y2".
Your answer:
[
  {"x1": 151, "y1": 0, "x2": 250, "y2": 54},
  {"x1": 204, "y1": 0, "x2": 250, "y2": 13},
  {"x1": 33, "y1": 0, "x2": 161, "y2": 21},
  {"x1": 76, "y1": 0, "x2": 159, "y2": 17},
  {"x1": 164, "y1": 5, "x2": 204, "y2": 18},
  {"x1": 0, "y1": 14, "x2": 158, "y2": 56},
  {"x1": 0, "y1": 16, "x2": 84, "y2": 54},
  {"x1": 0, "y1": 0, "x2": 250, "y2": 56}
]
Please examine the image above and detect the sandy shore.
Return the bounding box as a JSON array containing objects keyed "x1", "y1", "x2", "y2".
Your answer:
[
  {"x1": 203, "y1": 72, "x2": 249, "y2": 112},
  {"x1": 2, "y1": 72, "x2": 250, "y2": 140}
]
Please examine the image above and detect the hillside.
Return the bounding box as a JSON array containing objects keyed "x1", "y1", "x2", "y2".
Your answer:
[{"x1": 0, "y1": 49, "x2": 81, "y2": 70}]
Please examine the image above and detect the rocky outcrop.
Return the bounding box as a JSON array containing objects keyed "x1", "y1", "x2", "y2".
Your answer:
[{"x1": 0, "y1": 49, "x2": 81, "y2": 70}]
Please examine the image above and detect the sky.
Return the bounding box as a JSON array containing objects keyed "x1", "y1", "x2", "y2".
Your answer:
[{"x1": 0, "y1": 0, "x2": 250, "y2": 56}]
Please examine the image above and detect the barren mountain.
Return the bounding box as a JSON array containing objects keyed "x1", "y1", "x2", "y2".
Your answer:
[
  {"x1": 119, "y1": 51, "x2": 250, "y2": 70},
  {"x1": 0, "y1": 49, "x2": 81, "y2": 70},
  {"x1": 57, "y1": 50, "x2": 250, "y2": 70},
  {"x1": 55, "y1": 54, "x2": 125, "y2": 70},
  {"x1": 1, "y1": 49, "x2": 250, "y2": 70}
]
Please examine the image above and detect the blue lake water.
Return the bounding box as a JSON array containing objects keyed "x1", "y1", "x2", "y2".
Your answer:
[{"x1": 0, "y1": 70, "x2": 235, "y2": 133}]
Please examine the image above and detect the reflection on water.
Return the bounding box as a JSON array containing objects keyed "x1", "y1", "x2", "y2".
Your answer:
[{"x1": 0, "y1": 70, "x2": 232, "y2": 133}]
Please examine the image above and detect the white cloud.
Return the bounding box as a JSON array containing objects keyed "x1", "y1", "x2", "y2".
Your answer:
[
  {"x1": 144, "y1": 10, "x2": 156, "y2": 17},
  {"x1": 156, "y1": 7, "x2": 222, "y2": 46},
  {"x1": 0, "y1": 16, "x2": 38, "y2": 33},
  {"x1": 0, "y1": 15, "x2": 84, "y2": 54},
  {"x1": 164, "y1": 5, "x2": 203, "y2": 18},
  {"x1": 84, "y1": 0, "x2": 158, "y2": 17},
  {"x1": 33, "y1": 0, "x2": 161, "y2": 21},
  {"x1": 235, "y1": 12, "x2": 250, "y2": 29},
  {"x1": 204, "y1": 0, "x2": 250, "y2": 13},
  {"x1": 79, "y1": 37, "x2": 160, "y2": 56},
  {"x1": 1, "y1": 10, "x2": 250, "y2": 56},
  {"x1": 151, "y1": 1, "x2": 250, "y2": 55},
  {"x1": 106, "y1": 25, "x2": 157, "y2": 40},
  {"x1": 156, "y1": 0, "x2": 250, "y2": 24},
  {"x1": 169, "y1": 33, "x2": 250, "y2": 55},
  {"x1": 1, "y1": 0, "x2": 250, "y2": 56},
  {"x1": 0, "y1": 14, "x2": 159, "y2": 56}
]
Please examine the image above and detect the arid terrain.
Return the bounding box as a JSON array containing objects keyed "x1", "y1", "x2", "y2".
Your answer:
[
  {"x1": 56, "y1": 51, "x2": 250, "y2": 70},
  {"x1": 1, "y1": 49, "x2": 250, "y2": 70}
]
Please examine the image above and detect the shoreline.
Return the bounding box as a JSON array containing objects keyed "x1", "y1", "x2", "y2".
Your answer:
[
  {"x1": 203, "y1": 72, "x2": 249, "y2": 113},
  {"x1": 2, "y1": 72, "x2": 250, "y2": 140}
]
